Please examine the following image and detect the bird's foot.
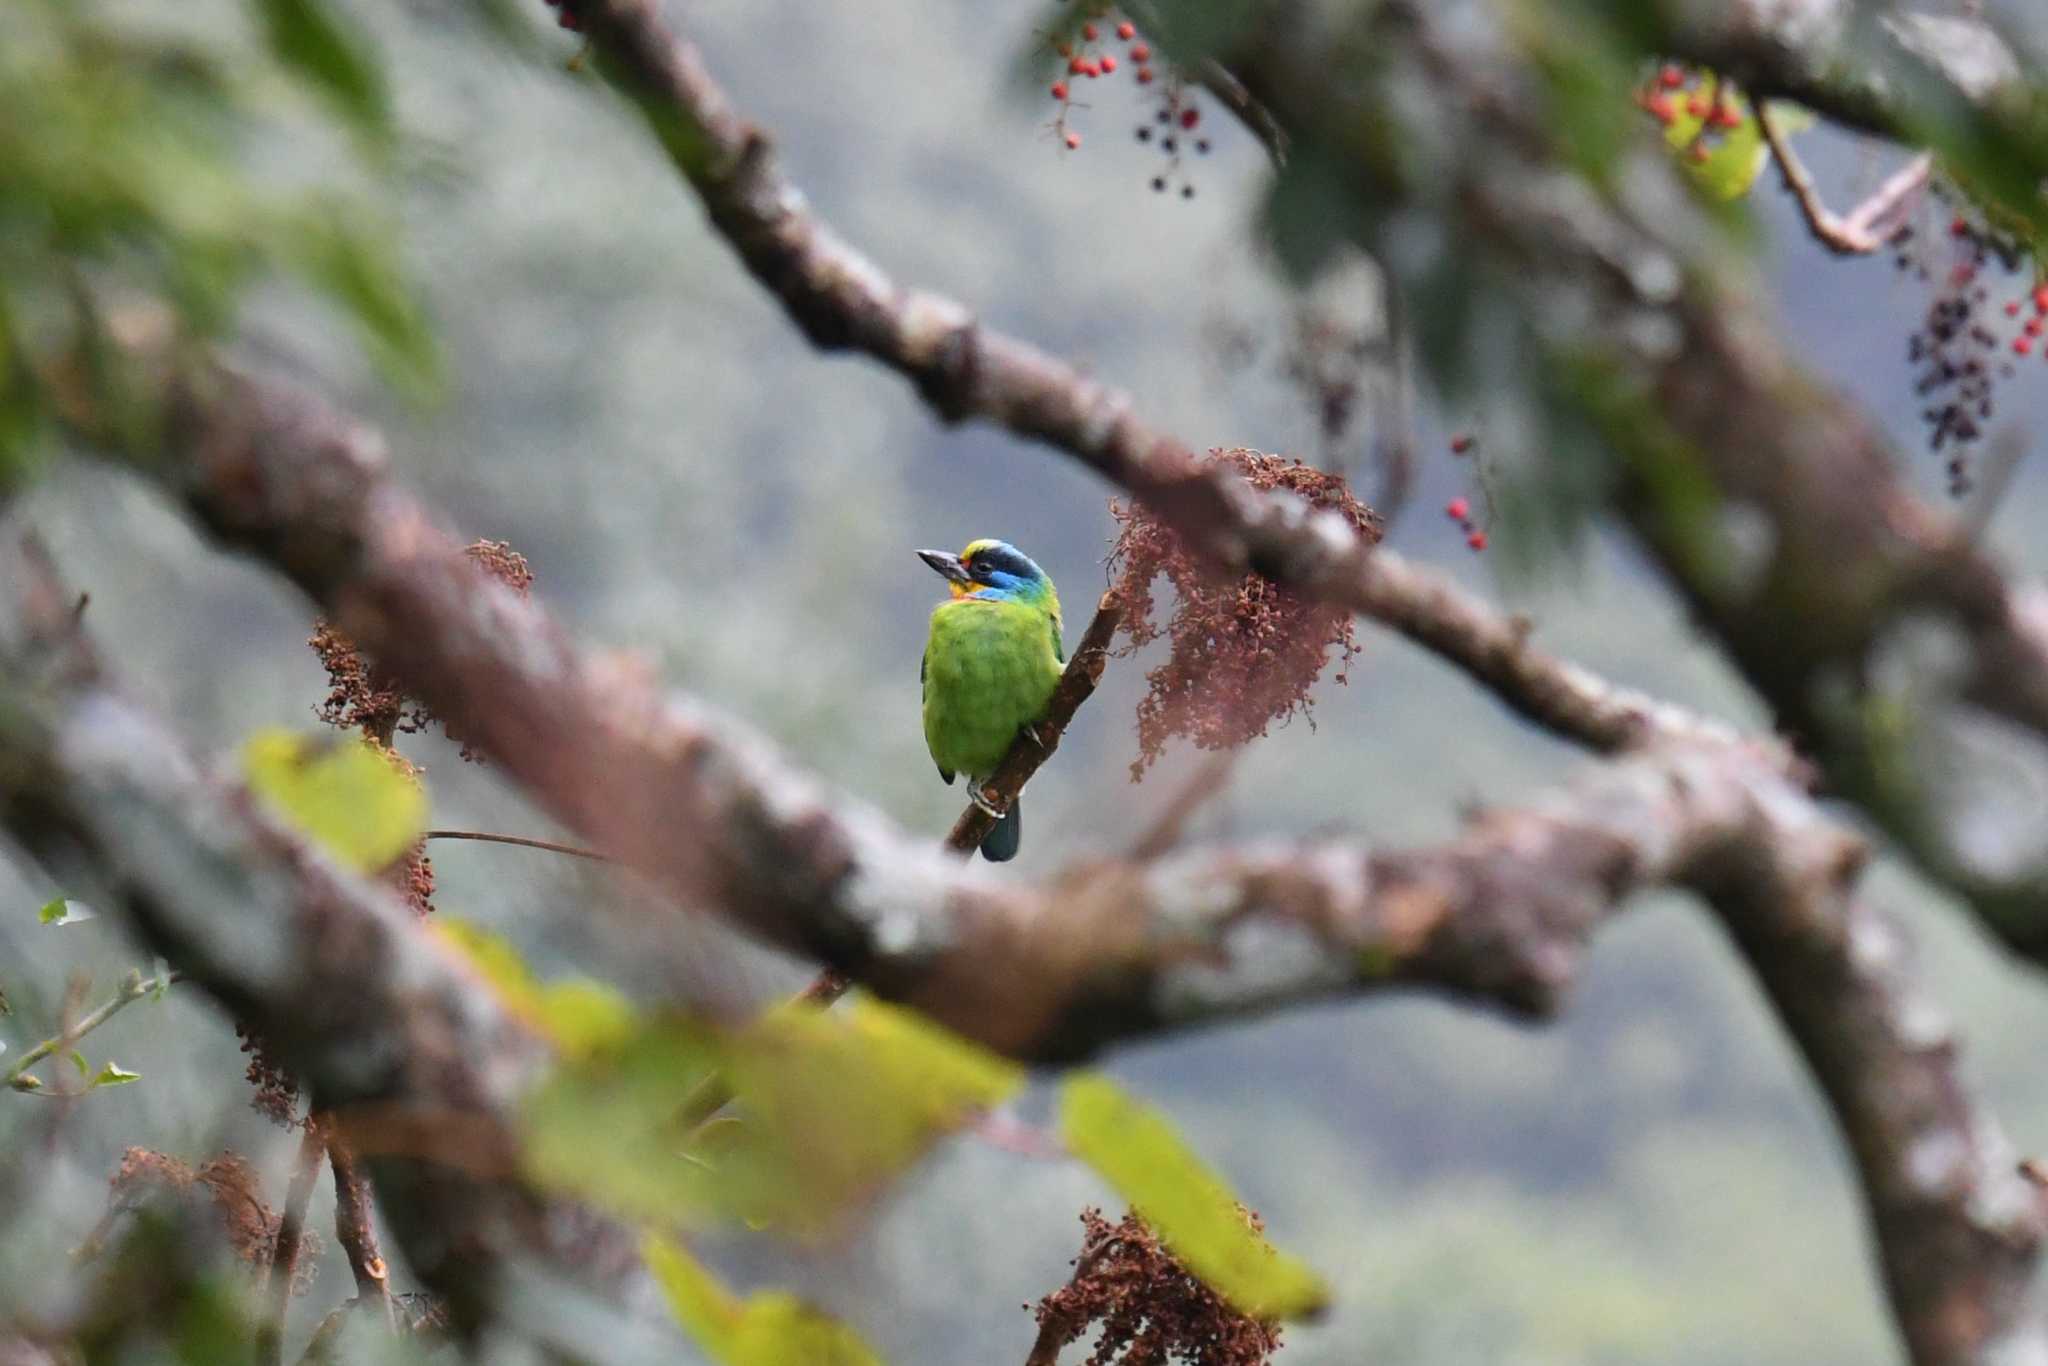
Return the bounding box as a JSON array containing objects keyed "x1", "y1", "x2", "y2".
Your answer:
[{"x1": 966, "y1": 780, "x2": 1006, "y2": 819}]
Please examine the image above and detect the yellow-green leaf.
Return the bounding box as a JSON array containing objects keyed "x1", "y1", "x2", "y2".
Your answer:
[
  {"x1": 643, "y1": 1234, "x2": 883, "y2": 1366},
  {"x1": 523, "y1": 998, "x2": 1022, "y2": 1233},
  {"x1": 90, "y1": 1061, "x2": 141, "y2": 1087},
  {"x1": 1057, "y1": 1074, "x2": 1329, "y2": 1320},
  {"x1": 431, "y1": 918, "x2": 638, "y2": 1058},
  {"x1": 241, "y1": 730, "x2": 426, "y2": 872}
]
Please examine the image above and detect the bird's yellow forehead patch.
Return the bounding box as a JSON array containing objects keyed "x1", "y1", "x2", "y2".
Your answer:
[{"x1": 959, "y1": 538, "x2": 999, "y2": 563}]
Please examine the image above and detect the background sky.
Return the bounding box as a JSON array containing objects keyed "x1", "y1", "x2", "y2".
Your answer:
[{"x1": 6, "y1": 2, "x2": 2048, "y2": 1362}]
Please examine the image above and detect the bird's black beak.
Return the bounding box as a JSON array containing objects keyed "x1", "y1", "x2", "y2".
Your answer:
[{"x1": 917, "y1": 549, "x2": 973, "y2": 585}]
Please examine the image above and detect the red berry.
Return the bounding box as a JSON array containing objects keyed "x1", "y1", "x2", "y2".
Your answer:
[
  {"x1": 1081, "y1": 21, "x2": 1098, "y2": 39},
  {"x1": 1467, "y1": 531, "x2": 1488, "y2": 552},
  {"x1": 1951, "y1": 216, "x2": 1970, "y2": 237},
  {"x1": 1117, "y1": 20, "x2": 1136, "y2": 40},
  {"x1": 1069, "y1": 56, "x2": 1086, "y2": 74},
  {"x1": 1644, "y1": 93, "x2": 1675, "y2": 124},
  {"x1": 1099, "y1": 54, "x2": 1117, "y2": 73},
  {"x1": 2034, "y1": 285, "x2": 2048, "y2": 313},
  {"x1": 1065, "y1": 131, "x2": 1082, "y2": 150},
  {"x1": 1449, "y1": 433, "x2": 1475, "y2": 454},
  {"x1": 1711, "y1": 103, "x2": 1742, "y2": 128},
  {"x1": 1687, "y1": 97, "x2": 1709, "y2": 117},
  {"x1": 1445, "y1": 497, "x2": 1470, "y2": 521},
  {"x1": 1657, "y1": 65, "x2": 1684, "y2": 89},
  {"x1": 1050, "y1": 81, "x2": 1069, "y2": 100},
  {"x1": 2028, "y1": 318, "x2": 2044, "y2": 337},
  {"x1": 2015, "y1": 337, "x2": 2032, "y2": 356},
  {"x1": 1131, "y1": 42, "x2": 1151, "y2": 62},
  {"x1": 2007, "y1": 301, "x2": 2023, "y2": 317},
  {"x1": 1056, "y1": 42, "x2": 1072, "y2": 57},
  {"x1": 1135, "y1": 65, "x2": 1154, "y2": 84},
  {"x1": 1179, "y1": 107, "x2": 1199, "y2": 128}
]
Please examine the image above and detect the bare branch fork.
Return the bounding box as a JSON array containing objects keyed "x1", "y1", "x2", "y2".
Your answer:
[{"x1": 1757, "y1": 103, "x2": 1931, "y2": 256}]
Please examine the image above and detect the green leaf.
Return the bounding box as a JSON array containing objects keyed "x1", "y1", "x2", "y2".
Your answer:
[
  {"x1": 38, "y1": 898, "x2": 95, "y2": 925},
  {"x1": 643, "y1": 1233, "x2": 883, "y2": 1366},
  {"x1": 1058, "y1": 1074, "x2": 1329, "y2": 1320},
  {"x1": 69, "y1": 1050, "x2": 89, "y2": 1079},
  {"x1": 523, "y1": 999, "x2": 1022, "y2": 1233},
  {"x1": 432, "y1": 918, "x2": 639, "y2": 1058},
  {"x1": 249, "y1": 0, "x2": 392, "y2": 145},
  {"x1": 90, "y1": 1061, "x2": 141, "y2": 1087},
  {"x1": 241, "y1": 729, "x2": 427, "y2": 873}
]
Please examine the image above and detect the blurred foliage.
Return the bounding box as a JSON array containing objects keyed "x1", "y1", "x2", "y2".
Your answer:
[
  {"x1": 240, "y1": 728, "x2": 428, "y2": 873},
  {"x1": 1059, "y1": 1073, "x2": 1329, "y2": 1320},
  {"x1": 523, "y1": 996, "x2": 1021, "y2": 1235},
  {"x1": 0, "y1": 0, "x2": 432, "y2": 482},
  {"x1": 646, "y1": 1232, "x2": 884, "y2": 1366},
  {"x1": 434, "y1": 916, "x2": 639, "y2": 1057}
]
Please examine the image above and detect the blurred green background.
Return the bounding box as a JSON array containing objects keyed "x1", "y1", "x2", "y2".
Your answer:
[{"x1": 5, "y1": 1, "x2": 2048, "y2": 1362}]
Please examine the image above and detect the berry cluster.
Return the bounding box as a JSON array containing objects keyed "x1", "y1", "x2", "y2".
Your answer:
[
  {"x1": 1634, "y1": 63, "x2": 1747, "y2": 164},
  {"x1": 1898, "y1": 203, "x2": 2040, "y2": 495},
  {"x1": 1444, "y1": 433, "x2": 1487, "y2": 551},
  {"x1": 1044, "y1": 10, "x2": 1210, "y2": 194}
]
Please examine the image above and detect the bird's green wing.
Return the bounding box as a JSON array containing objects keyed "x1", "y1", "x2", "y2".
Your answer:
[
  {"x1": 1051, "y1": 611, "x2": 1065, "y2": 665},
  {"x1": 920, "y1": 646, "x2": 954, "y2": 784}
]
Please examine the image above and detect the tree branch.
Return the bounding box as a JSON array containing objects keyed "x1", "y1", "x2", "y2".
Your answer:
[{"x1": 1758, "y1": 102, "x2": 1930, "y2": 256}]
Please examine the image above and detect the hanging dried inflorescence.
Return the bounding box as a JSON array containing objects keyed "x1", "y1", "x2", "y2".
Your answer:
[{"x1": 1108, "y1": 448, "x2": 1377, "y2": 778}]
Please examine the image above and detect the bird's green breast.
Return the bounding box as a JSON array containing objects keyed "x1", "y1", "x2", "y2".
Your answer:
[{"x1": 922, "y1": 597, "x2": 1064, "y2": 780}]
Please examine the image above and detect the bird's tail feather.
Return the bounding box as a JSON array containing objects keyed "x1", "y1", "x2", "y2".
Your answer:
[{"x1": 979, "y1": 797, "x2": 1021, "y2": 862}]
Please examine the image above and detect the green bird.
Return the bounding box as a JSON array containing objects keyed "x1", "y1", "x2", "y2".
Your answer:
[{"x1": 918, "y1": 538, "x2": 1064, "y2": 862}]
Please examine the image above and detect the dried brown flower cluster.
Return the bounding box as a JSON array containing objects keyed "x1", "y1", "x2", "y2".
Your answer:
[
  {"x1": 237, "y1": 1026, "x2": 302, "y2": 1128},
  {"x1": 1030, "y1": 1207, "x2": 1281, "y2": 1365},
  {"x1": 84, "y1": 1148, "x2": 320, "y2": 1292},
  {"x1": 1109, "y1": 449, "x2": 1377, "y2": 778}
]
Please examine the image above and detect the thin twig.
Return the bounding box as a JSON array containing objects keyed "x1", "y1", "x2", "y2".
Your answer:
[
  {"x1": 1127, "y1": 750, "x2": 1239, "y2": 860},
  {"x1": 424, "y1": 829, "x2": 614, "y2": 862},
  {"x1": 260, "y1": 1119, "x2": 328, "y2": 1366},
  {"x1": 4, "y1": 968, "x2": 177, "y2": 1091},
  {"x1": 328, "y1": 1136, "x2": 394, "y2": 1318},
  {"x1": 1759, "y1": 102, "x2": 1930, "y2": 255}
]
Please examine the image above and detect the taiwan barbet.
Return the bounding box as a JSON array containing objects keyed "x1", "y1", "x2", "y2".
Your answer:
[{"x1": 917, "y1": 539, "x2": 1064, "y2": 862}]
